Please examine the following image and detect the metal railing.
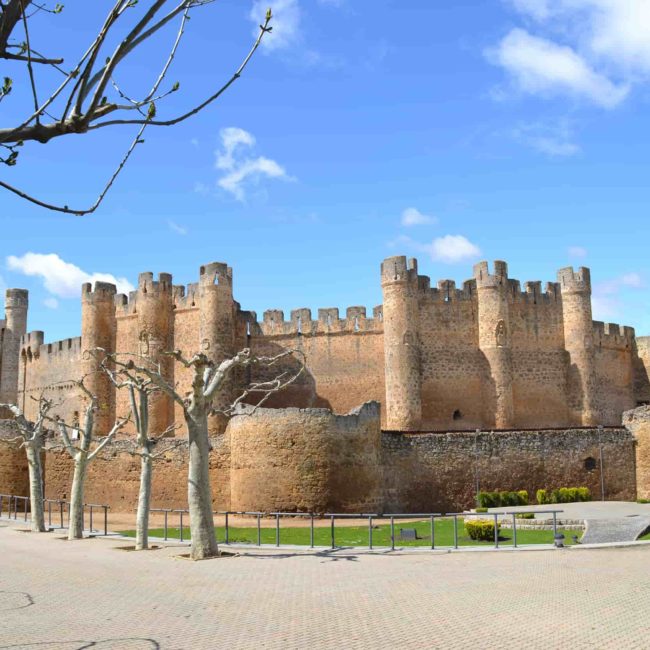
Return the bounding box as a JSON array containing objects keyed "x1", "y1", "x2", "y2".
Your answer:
[
  {"x1": 147, "y1": 508, "x2": 565, "y2": 550},
  {"x1": 0, "y1": 494, "x2": 110, "y2": 535}
]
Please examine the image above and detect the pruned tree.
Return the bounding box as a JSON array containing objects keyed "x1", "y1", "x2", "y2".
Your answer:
[
  {"x1": 54, "y1": 378, "x2": 129, "y2": 539},
  {"x1": 0, "y1": 395, "x2": 55, "y2": 532},
  {"x1": 0, "y1": 1, "x2": 273, "y2": 214},
  {"x1": 95, "y1": 349, "x2": 182, "y2": 551},
  {"x1": 122, "y1": 347, "x2": 304, "y2": 560}
]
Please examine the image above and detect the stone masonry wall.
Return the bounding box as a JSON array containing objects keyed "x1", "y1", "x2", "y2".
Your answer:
[{"x1": 382, "y1": 427, "x2": 636, "y2": 513}]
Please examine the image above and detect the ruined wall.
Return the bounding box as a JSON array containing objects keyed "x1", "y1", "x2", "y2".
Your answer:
[
  {"x1": 634, "y1": 336, "x2": 650, "y2": 405},
  {"x1": 382, "y1": 427, "x2": 637, "y2": 513},
  {"x1": 229, "y1": 402, "x2": 382, "y2": 513}
]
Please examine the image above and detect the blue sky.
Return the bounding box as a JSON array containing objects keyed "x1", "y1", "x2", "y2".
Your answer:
[{"x1": 2, "y1": 0, "x2": 650, "y2": 341}]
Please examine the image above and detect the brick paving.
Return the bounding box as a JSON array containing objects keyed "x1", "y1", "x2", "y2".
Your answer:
[{"x1": 1, "y1": 521, "x2": 650, "y2": 649}]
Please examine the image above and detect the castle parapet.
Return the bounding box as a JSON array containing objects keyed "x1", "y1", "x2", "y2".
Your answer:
[{"x1": 558, "y1": 266, "x2": 591, "y2": 293}]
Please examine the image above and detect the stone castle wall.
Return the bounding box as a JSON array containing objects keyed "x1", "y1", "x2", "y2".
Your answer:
[
  {"x1": 12, "y1": 256, "x2": 647, "y2": 434},
  {"x1": 0, "y1": 406, "x2": 638, "y2": 513}
]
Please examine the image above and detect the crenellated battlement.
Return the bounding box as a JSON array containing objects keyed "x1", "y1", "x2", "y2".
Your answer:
[
  {"x1": 557, "y1": 266, "x2": 591, "y2": 293},
  {"x1": 473, "y1": 260, "x2": 509, "y2": 289},
  {"x1": 593, "y1": 321, "x2": 635, "y2": 350},
  {"x1": 199, "y1": 261, "x2": 233, "y2": 288},
  {"x1": 381, "y1": 256, "x2": 419, "y2": 286},
  {"x1": 172, "y1": 282, "x2": 199, "y2": 311},
  {"x1": 255, "y1": 305, "x2": 383, "y2": 337},
  {"x1": 138, "y1": 271, "x2": 173, "y2": 294},
  {"x1": 21, "y1": 330, "x2": 44, "y2": 351},
  {"x1": 82, "y1": 281, "x2": 116, "y2": 303},
  {"x1": 5, "y1": 288, "x2": 28, "y2": 309}
]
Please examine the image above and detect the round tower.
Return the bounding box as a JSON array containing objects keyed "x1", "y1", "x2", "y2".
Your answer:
[
  {"x1": 381, "y1": 256, "x2": 421, "y2": 431},
  {"x1": 0, "y1": 289, "x2": 29, "y2": 407},
  {"x1": 136, "y1": 272, "x2": 174, "y2": 436},
  {"x1": 558, "y1": 266, "x2": 599, "y2": 425},
  {"x1": 474, "y1": 261, "x2": 514, "y2": 429},
  {"x1": 199, "y1": 262, "x2": 235, "y2": 434},
  {"x1": 81, "y1": 282, "x2": 117, "y2": 435}
]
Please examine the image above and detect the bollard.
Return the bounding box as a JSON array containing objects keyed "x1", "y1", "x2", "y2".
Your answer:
[
  {"x1": 257, "y1": 514, "x2": 262, "y2": 547},
  {"x1": 552, "y1": 511, "x2": 558, "y2": 539},
  {"x1": 225, "y1": 512, "x2": 229, "y2": 545},
  {"x1": 453, "y1": 515, "x2": 458, "y2": 549},
  {"x1": 89, "y1": 505, "x2": 94, "y2": 533},
  {"x1": 368, "y1": 516, "x2": 373, "y2": 550},
  {"x1": 24, "y1": 497, "x2": 28, "y2": 522},
  {"x1": 276, "y1": 513, "x2": 280, "y2": 547},
  {"x1": 512, "y1": 513, "x2": 517, "y2": 548},
  {"x1": 164, "y1": 510, "x2": 169, "y2": 541},
  {"x1": 330, "y1": 515, "x2": 335, "y2": 550},
  {"x1": 390, "y1": 517, "x2": 395, "y2": 551},
  {"x1": 48, "y1": 500, "x2": 52, "y2": 528},
  {"x1": 59, "y1": 501, "x2": 64, "y2": 529},
  {"x1": 431, "y1": 515, "x2": 435, "y2": 550},
  {"x1": 310, "y1": 514, "x2": 314, "y2": 549},
  {"x1": 179, "y1": 511, "x2": 184, "y2": 542},
  {"x1": 494, "y1": 513, "x2": 499, "y2": 549}
]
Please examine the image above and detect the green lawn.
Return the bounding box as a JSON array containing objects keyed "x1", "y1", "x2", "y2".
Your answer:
[{"x1": 119, "y1": 517, "x2": 583, "y2": 548}]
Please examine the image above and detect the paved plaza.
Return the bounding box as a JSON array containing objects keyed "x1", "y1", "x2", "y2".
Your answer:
[{"x1": 1, "y1": 521, "x2": 649, "y2": 649}]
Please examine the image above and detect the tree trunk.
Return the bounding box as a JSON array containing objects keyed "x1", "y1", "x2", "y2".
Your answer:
[
  {"x1": 187, "y1": 412, "x2": 218, "y2": 560},
  {"x1": 25, "y1": 443, "x2": 45, "y2": 533},
  {"x1": 68, "y1": 453, "x2": 87, "y2": 540},
  {"x1": 135, "y1": 449, "x2": 152, "y2": 550}
]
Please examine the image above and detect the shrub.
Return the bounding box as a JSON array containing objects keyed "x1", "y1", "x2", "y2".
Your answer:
[
  {"x1": 515, "y1": 512, "x2": 535, "y2": 519},
  {"x1": 536, "y1": 486, "x2": 591, "y2": 504},
  {"x1": 477, "y1": 490, "x2": 529, "y2": 508},
  {"x1": 465, "y1": 519, "x2": 500, "y2": 541},
  {"x1": 475, "y1": 507, "x2": 488, "y2": 513}
]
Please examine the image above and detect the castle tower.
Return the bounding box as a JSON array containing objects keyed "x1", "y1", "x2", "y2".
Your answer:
[
  {"x1": 381, "y1": 256, "x2": 422, "y2": 430},
  {"x1": 558, "y1": 266, "x2": 599, "y2": 425},
  {"x1": 0, "y1": 289, "x2": 28, "y2": 408},
  {"x1": 199, "y1": 262, "x2": 236, "y2": 434},
  {"x1": 474, "y1": 261, "x2": 515, "y2": 429},
  {"x1": 136, "y1": 272, "x2": 174, "y2": 436},
  {"x1": 81, "y1": 282, "x2": 117, "y2": 435}
]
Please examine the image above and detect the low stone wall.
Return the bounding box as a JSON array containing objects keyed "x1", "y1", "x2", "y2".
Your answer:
[
  {"x1": 0, "y1": 420, "x2": 28, "y2": 497},
  {"x1": 622, "y1": 406, "x2": 649, "y2": 500},
  {"x1": 382, "y1": 427, "x2": 636, "y2": 513}
]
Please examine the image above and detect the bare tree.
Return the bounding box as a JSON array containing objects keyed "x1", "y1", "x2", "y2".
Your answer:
[
  {"x1": 0, "y1": 396, "x2": 54, "y2": 532},
  {"x1": 0, "y1": 1, "x2": 273, "y2": 214},
  {"x1": 55, "y1": 379, "x2": 129, "y2": 539},
  {"x1": 122, "y1": 347, "x2": 304, "y2": 560},
  {"x1": 95, "y1": 350, "x2": 181, "y2": 550}
]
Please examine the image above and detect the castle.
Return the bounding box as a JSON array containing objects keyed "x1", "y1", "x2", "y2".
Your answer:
[{"x1": 1, "y1": 256, "x2": 649, "y2": 513}]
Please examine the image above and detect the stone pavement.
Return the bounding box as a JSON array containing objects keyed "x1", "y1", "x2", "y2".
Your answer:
[
  {"x1": 581, "y1": 516, "x2": 650, "y2": 544},
  {"x1": 1, "y1": 522, "x2": 650, "y2": 650}
]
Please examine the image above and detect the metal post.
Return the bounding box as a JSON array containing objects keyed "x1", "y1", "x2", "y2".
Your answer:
[
  {"x1": 59, "y1": 501, "x2": 64, "y2": 529},
  {"x1": 89, "y1": 505, "x2": 93, "y2": 533},
  {"x1": 0, "y1": 495, "x2": 3, "y2": 518},
  {"x1": 104, "y1": 506, "x2": 108, "y2": 536},
  {"x1": 552, "y1": 511, "x2": 558, "y2": 539},
  {"x1": 598, "y1": 425, "x2": 605, "y2": 501},
  {"x1": 257, "y1": 514, "x2": 261, "y2": 547},
  {"x1": 453, "y1": 515, "x2": 458, "y2": 549},
  {"x1": 368, "y1": 516, "x2": 373, "y2": 550},
  {"x1": 48, "y1": 500, "x2": 51, "y2": 528},
  {"x1": 330, "y1": 515, "x2": 335, "y2": 550},
  {"x1": 164, "y1": 510, "x2": 168, "y2": 541},
  {"x1": 24, "y1": 497, "x2": 28, "y2": 522},
  {"x1": 512, "y1": 513, "x2": 517, "y2": 548},
  {"x1": 430, "y1": 515, "x2": 435, "y2": 550},
  {"x1": 494, "y1": 513, "x2": 499, "y2": 549},
  {"x1": 474, "y1": 428, "x2": 481, "y2": 506},
  {"x1": 225, "y1": 512, "x2": 229, "y2": 545},
  {"x1": 179, "y1": 511, "x2": 184, "y2": 542},
  {"x1": 276, "y1": 513, "x2": 280, "y2": 547},
  {"x1": 390, "y1": 516, "x2": 395, "y2": 551},
  {"x1": 310, "y1": 513, "x2": 314, "y2": 549}
]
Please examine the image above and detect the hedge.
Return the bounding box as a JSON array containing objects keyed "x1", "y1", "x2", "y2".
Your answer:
[
  {"x1": 536, "y1": 487, "x2": 591, "y2": 504},
  {"x1": 464, "y1": 519, "x2": 500, "y2": 541},
  {"x1": 476, "y1": 490, "x2": 528, "y2": 508}
]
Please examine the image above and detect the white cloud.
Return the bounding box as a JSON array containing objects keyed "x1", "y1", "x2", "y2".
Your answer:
[
  {"x1": 488, "y1": 28, "x2": 629, "y2": 108},
  {"x1": 568, "y1": 245, "x2": 588, "y2": 258},
  {"x1": 508, "y1": 0, "x2": 552, "y2": 20},
  {"x1": 250, "y1": 0, "x2": 300, "y2": 52},
  {"x1": 512, "y1": 119, "x2": 580, "y2": 156},
  {"x1": 7, "y1": 253, "x2": 134, "y2": 299},
  {"x1": 400, "y1": 207, "x2": 438, "y2": 227},
  {"x1": 43, "y1": 297, "x2": 59, "y2": 309},
  {"x1": 167, "y1": 219, "x2": 187, "y2": 236},
  {"x1": 215, "y1": 127, "x2": 291, "y2": 202},
  {"x1": 393, "y1": 234, "x2": 481, "y2": 264},
  {"x1": 592, "y1": 270, "x2": 644, "y2": 319}
]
